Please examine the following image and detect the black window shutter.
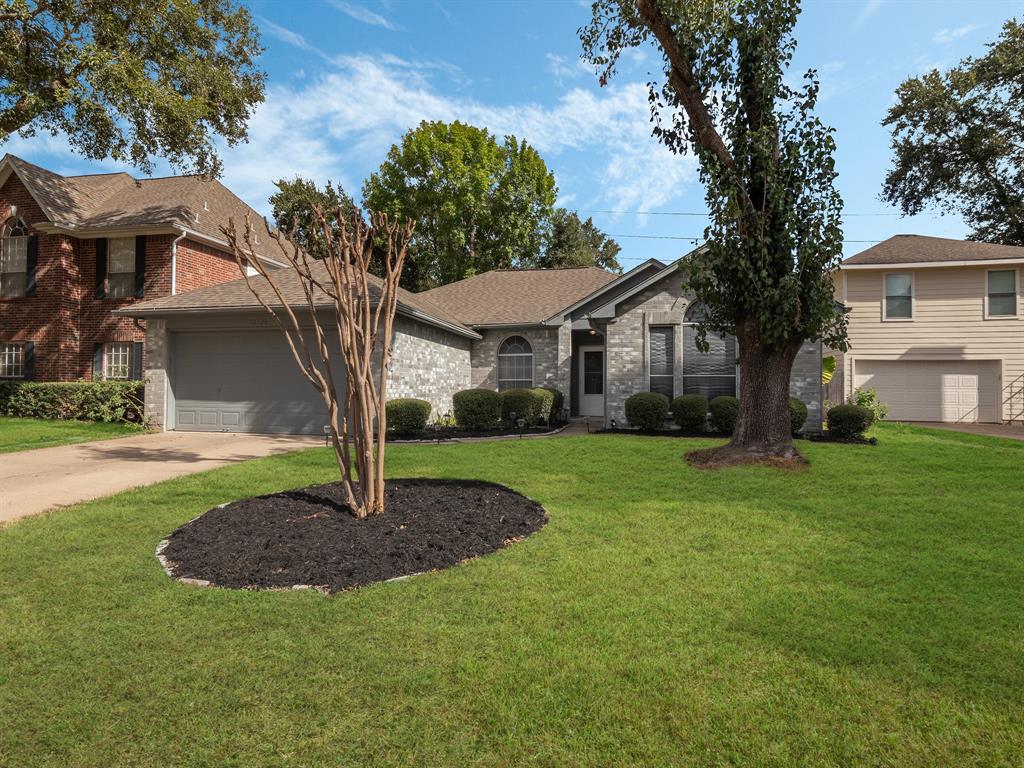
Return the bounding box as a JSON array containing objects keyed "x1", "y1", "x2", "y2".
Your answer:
[
  {"x1": 94, "y1": 239, "x2": 108, "y2": 299},
  {"x1": 23, "y1": 341, "x2": 35, "y2": 380},
  {"x1": 25, "y1": 235, "x2": 37, "y2": 297},
  {"x1": 92, "y1": 343, "x2": 104, "y2": 380},
  {"x1": 131, "y1": 341, "x2": 144, "y2": 380},
  {"x1": 134, "y1": 235, "x2": 146, "y2": 297}
]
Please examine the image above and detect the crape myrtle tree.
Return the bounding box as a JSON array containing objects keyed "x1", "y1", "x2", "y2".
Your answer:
[
  {"x1": 883, "y1": 20, "x2": 1024, "y2": 245},
  {"x1": 222, "y1": 209, "x2": 413, "y2": 518},
  {"x1": 581, "y1": 0, "x2": 847, "y2": 462},
  {"x1": 0, "y1": 0, "x2": 265, "y2": 175}
]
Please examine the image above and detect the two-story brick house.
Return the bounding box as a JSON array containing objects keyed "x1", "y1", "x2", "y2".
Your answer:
[
  {"x1": 0, "y1": 154, "x2": 283, "y2": 384},
  {"x1": 835, "y1": 235, "x2": 1024, "y2": 424}
]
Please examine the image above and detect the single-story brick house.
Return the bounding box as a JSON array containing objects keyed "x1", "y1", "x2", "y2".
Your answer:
[{"x1": 124, "y1": 250, "x2": 823, "y2": 434}]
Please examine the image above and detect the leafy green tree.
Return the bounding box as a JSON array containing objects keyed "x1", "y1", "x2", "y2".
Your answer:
[
  {"x1": 270, "y1": 177, "x2": 356, "y2": 260},
  {"x1": 537, "y1": 208, "x2": 622, "y2": 271},
  {"x1": 581, "y1": 0, "x2": 846, "y2": 463},
  {"x1": 0, "y1": 0, "x2": 265, "y2": 175},
  {"x1": 362, "y1": 120, "x2": 557, "y2": 290},
  {"x1": 883, "y1": 20, "x2": 1024, "y2": 245}
]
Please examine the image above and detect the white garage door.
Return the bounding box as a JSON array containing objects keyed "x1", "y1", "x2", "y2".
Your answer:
[
  {"x1": 172, "y1": 331, "x2": 342, "y2": 434},
  {"x1": 853, "y1": 360, "x2": 1000, "y2": 423}
]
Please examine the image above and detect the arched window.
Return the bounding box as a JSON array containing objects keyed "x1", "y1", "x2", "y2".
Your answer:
[
  {"x1": 682, "y1": 303, "x2": 737, "y2": 399},
  {"x1": 1, "y1": 217, "x2": 29, "y2": 298},
  {"x1": 497, "y1": 335, "x2": 533, "y2": 391}
]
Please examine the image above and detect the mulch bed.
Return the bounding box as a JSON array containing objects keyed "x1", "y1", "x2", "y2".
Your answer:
[
  {"x1": 159, "y1": 479, "x2": 547, "y2": 594},
  {"x1": 387, "y1": 421, "x2": 568, "y2": 442},
  {"x1": 596, "y1": 428, "x2": 714, "y2": 438},
  {"x1": 808, "y1": 433, "x2": 878, "y2": 445}
]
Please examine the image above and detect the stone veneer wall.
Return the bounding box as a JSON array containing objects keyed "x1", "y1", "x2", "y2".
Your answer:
[
  {"x1": 387, "y1": 316, "x2": 472, "y2": 419},
  {"x1": 470, "y1": 327, "x2": 562, "y2": 391},
  {"x1": 604, "y1": 271, "x2": 822, "y2": 431}
]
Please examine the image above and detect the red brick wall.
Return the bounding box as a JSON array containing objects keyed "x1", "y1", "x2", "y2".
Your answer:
[{"x1": 0, "y1": 171, "x2": 246, "y2": 382}]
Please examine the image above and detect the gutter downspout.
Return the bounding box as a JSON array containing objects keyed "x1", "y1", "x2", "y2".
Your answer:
[{"x1": 170, "y1": 230, "x2": 186, "y2": 295}]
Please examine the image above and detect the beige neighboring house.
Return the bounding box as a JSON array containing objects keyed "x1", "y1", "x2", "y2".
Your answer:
[{"x1": 836, "y1": 235, "x2": 1024, "y2": 424}]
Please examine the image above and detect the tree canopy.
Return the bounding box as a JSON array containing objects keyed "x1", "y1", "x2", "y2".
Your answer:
[
  {"x1": 882, "y1": 20, "x2": 1024, "y2": 245},
  {"x1": 0, "y1": 0, "x2": 265, "y2": 175},
  {"x1": 580, "y1": 0, "x2": 846, "y2": 459},
  {"x1": 270, "y1": 177, "x2": 356, "y2": 261},
  {"x1": 537, "y1": 208, "x2": 622, "y2": 272},
  {"x1": 362, "y1": 120, "x2": 557, "y2": 290}
]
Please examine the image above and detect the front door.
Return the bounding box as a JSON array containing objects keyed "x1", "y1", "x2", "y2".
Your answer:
[{"x1": 578, "y1": 346, "x2": 604, "y2": 417}]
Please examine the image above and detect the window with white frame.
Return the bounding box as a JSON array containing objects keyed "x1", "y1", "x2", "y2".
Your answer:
[
  {"x1": 103, "y1": 342, "x2": 132, "y2": 380},
  {"x1": 682, "y1": 303, "x2": 737, "y2": 399},
  {"x1": 649, "y1": 326, "x2": 675, "y2": 400},
  {"x1": 1, "y1": 218, "x2": 29, "y2": 298},
  {"x1": 106, "y1": 237, "x2": 136, "y2": 298},
  {"x1": 883, "y1": 273, "x2": 913, "y2": 319},
  {"x1": 0, "y1": 342, "x2": 25, "y2": 378},
  {"x1": 987, "y1": 270, "x2": 1017, "y2": 317},
  {"x1": 497, "y1": 335, "x2": 533, "y2": 391}
]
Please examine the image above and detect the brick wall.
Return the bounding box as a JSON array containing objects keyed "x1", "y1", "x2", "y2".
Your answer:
[
  {"x1": 386, "y1": 317, "x2": 472, "y2": 419},
  {"x1": 470, "y1": 327, "x2": 563, "y2": 392},
  {"x1": 0, "y1": 171, "x2": 251, "y2": 382}
]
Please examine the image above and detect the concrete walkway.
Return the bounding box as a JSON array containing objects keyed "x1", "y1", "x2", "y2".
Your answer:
[
  {"x1": 0, "y1": 431, "x2": 320, "y2": 525},
  {"x1": 908, "y1": 421, "x2": 1024, "y2": 441}
]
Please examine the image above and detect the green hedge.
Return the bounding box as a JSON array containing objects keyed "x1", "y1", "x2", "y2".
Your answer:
[
  {"x1": 530, "y1": 388, "x2": 556, "y2": 426},
  {"x1": 624, "y1": 392, "x2": 669, "y2": 430},
  {"x1": 0, "y1": 380, "x2": 146, "y2": 424},
  {"x1": 501, "y1": 388, "x2": 543, "y2": 426},
  {"x1": 386, "y1": 398, "x2": 432, "y2": 436},
  {"x1": 452, "y1": 389, "x2": 502, "y2": 430},
  {"x1": 536, "y1": 386, "x2": 564, "y2": 422},
  {"x1": 827, "y1": 404, "x2": 873, "y2": 439},
  {"x1": 709, "y1": 396, "x2": 740, "y2": 435},
  {"x1": 671, "y1": 394, "x2": 708, "y2": 432},
  {"x1": 789, "y1": 397, "x2": 809, "y2": 435}
]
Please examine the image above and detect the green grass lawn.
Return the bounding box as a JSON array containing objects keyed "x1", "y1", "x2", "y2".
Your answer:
[
  {"x1": 1, "y1": 424, "x2": 1022, "y2": 767},
  {"x1": 0, "y1": 417, "x2": 142, "y2": 453}
]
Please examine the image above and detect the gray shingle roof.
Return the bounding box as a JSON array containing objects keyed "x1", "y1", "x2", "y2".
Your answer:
[{"x1": 844, "y1": 235, "x2": 1024, "y2": 266}]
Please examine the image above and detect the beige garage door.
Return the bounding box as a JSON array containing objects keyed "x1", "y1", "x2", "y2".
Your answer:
[{"x1": 853, "y1": 360, "x2": 1000, "y2": 423}]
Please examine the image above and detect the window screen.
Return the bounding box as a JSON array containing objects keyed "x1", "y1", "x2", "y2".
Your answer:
[
  {"x1": 682, "y1": 304, "x2": 736, "y2": 399},
  {"x1": 987, "y1": 270, "x2": 1017, "y2": 316},
  {"x1": 649, "y1": 326, "x2": 674, "y2": 399},
  {"x1": 497, "y1": 335, "x2": 533, "y2": 391},
  {"x1": 107, "y1": 237, "x2": 136, "y2": 299},
  {"x1": 0, "y1": 342, "x2": 24, "y2": 378},
  {"x1": 104, "y1": 342, "x2": 132, "y2": 380},
  {"x1": 884, "y1": 273, "x2": 913, "y2": 319},
  {"x1": 0, "y1": 218, "x2": 28, "y2": 298}
]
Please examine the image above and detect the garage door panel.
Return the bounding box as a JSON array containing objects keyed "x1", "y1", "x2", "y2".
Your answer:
[
  {"x1": 854, "y1": 360, "x2": 1000, "y2": 423},
  {"x1": 172, "y1": 331, "x2": 344, "y2": 435}
]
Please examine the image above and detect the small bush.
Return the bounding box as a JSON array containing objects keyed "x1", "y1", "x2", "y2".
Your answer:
[
  {"x1": 671, "y1": 394, "x2": 708, "y2": 432},
  {"x1": 501, "y1": 388, "x2": 543, "y2": 425},
  {"x1": 709, "y1": 396, "x2": 740, "y2": 435},
  {"x1": 852, "y1": 387, "x2": 888, "y2": 423},
  {"x1": 530, "y1": 387, "x2": 556, "y2": 426},
  {"x1": 386, "y1": 398, "x2": 432, "y2": 436},
  {"x1": 536, "y1": 386, "x2": 564, "y2": 421},
  {"x1": 1, "y1": 380, "x2": 146, "y2": 424},
  {"x1": 452, "y1": 389, "x2": 501, "y2": 430},
  {"x1": 625, "y1": 392, "x2": 669, "y2": 430},
  {"x1": 789, "y1": 397, "x2": 809, "y2": 435},
  {"x1": 827, "y1": 404, "x2": 873, "y2": 438}
]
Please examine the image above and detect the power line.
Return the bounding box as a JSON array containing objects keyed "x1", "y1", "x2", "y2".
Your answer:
[
  {"x1": 609, "y1": 233, "x2": 884, "y2": 243},
  {"x1": 579, "y1": 208, "x2": 901, "y2": 218}
]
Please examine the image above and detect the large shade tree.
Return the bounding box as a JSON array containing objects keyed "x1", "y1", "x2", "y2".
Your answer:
[
  {"x1": 581, "y1": 0, "x2": 847, "y2": 463},
  {"x1": 270, "y1": 177, "x2": 356, "y2": 260},
  {"x1": 883, "y1": 19, "x2": 1024, "y2": 245},
  {"x1": 0, "y1": 0, "x2": 265, "y2": 175},
  {"x1": 363, "y1": 120, "x2": 557, "y2": 291},
  {"x1": 538, "y1": 208, "x2": 623, "y2": 272}
]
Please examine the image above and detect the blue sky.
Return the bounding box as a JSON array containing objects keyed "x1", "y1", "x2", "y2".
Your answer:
[{"x1": 4, "y1": 0, "x2": 1020, "y2": 268}]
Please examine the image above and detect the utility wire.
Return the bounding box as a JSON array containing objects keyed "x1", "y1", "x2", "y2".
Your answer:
[{"x1": 578, "y1": 208, "x2": 901, "y2": 217}]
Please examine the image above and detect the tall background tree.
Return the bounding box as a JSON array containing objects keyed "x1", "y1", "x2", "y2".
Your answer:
[
  {"x1": 270, "y1": 177, "x2": 356, "y2": 260},
  {"x1": 581, "y1": 0, "x2": 846, "y2": 463},
  {"x1": 363, "y1": 120, "x2": 557, "y2": 290},
  {"x1": 539, "y1": 208, "x2": 622, "y2": 271},
  {"x1": 0, "y1": 0, "x2": 265, "y2": 175},
  {"x1": 882, "y1": 19, "x2": 1024, "y2": 245}
]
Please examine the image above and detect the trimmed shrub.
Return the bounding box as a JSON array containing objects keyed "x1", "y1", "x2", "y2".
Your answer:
[
  {"x1": 536, "y1": 386, "x2": 564, "y2": 421},
  {"x1": 827, "y1": 404, "x2": 873, "y2": 439},
  {"x1": 452, "y1": 388, "x2": 502, "y2": 430},
  {"x1": 530, "y1": 387, "x2": 556, "y2": 426},
  {"x1": 386, "y1": 398, "x2": 432, "y2": 436},
  {"x1": 624, "y1": 392, "x2": 669, "y2": 430},
  {"x1": 1, "y1": 380, "x2": 146, "y2": 424},
  {"x1": 501, "y1": 388, "x2": 543, "y2": 425},
  {"x1": 789, "y1": 397, "x2": 809, "y2": 435},
  {"x1": 671, "y1": 394, "x2": 708, "y2": 432},
  {"x1": 852, "y1": 387, "x2": 888, "y2": 424},
  {"x1": 709, "y1": 395, "x2": 740, "y2": 435}
]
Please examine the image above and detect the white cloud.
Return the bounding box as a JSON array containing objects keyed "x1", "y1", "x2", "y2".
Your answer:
[
  {"x1": 546, "y1": 53, "x2": 590, "y2": 81},
  {"x1": 260, "y1": 18, "x2": 318, "y2": 53},
  {"x1": 853, "y1": 0, "x2": 882, "y2": 29},
  {"x1": 327, "y1": 1, "x2": 401, "y2": 31},
  {"x1": 211, "y1": 54, "x2": 696, "y2": 217},
  {"x1": 933, "y1": 24, "x2": 977, "y2": 44}
]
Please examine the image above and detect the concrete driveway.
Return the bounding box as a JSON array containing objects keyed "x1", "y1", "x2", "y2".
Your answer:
[{"x1": 0, "y1": 431, "x2": 321, "y2": 525}]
